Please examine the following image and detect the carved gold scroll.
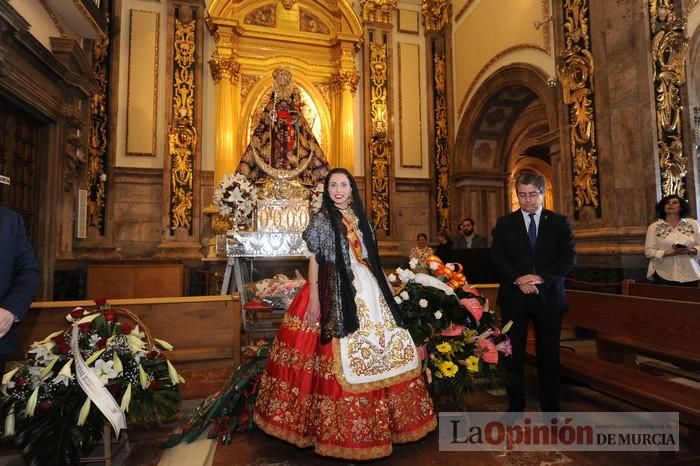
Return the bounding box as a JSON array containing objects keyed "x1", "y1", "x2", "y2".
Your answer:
[
  {"x1": 88, "y1": 36, "x2": 110, "y2": 234},
  {"x1": 649, "y1": 0, "x2": 689, "y2": 197},
  {"x1": 369, "y1": 42, "x2": 391, "y2": 234},
  {"x1": 168, "y1": 17, "x2": 197, "y2": 233},
  {"x1": 559, "y1": 0, "x2": 600, "y2": 219},
  {"x1": 432, "y1": 51, "x2": 450, "y2": 232}
]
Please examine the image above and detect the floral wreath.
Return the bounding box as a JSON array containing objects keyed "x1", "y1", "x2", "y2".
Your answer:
[
  {"x1": 0, "y1": 297, "x2": 181, "y2": 465},
  {"x1": 389, "y1": 255, "x2": 512, "y2": 401},
  {"x1": 213, "y1": 173, "x2": 258, "y2": 225}
]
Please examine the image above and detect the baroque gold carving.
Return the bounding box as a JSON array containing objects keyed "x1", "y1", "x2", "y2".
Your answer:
[
  {"x1": 209, "y1": 55, "x2": 241, "y2": 82},
  {"x1": 244, "y1": 5, "x2": 276, "y2": 27},
  {"x1": 332, "y1": 70, "x2": 360, "y2": 95},
  {"x1": 316, "y1": 82, "x2": 332, "y2": 107},
  {"x1": 369, "y1": 43, "x2": 391, "y2": 233},
  {"x1": 422, "y1": 0, "x2": 451, "y2": 33},
  {"x1": 241, "y1": 74, "x2": 263, "y2": 101},
  {"x1": 88, "y1": 36, "x2": 110, "y2": 233},
  {"x1": 432, "y1": 53, "x2": 449, "y2": 232},
  {"x1": 649, "y1": 0, "x2": 689, "y2": 197},
  {"x1": 300, "y1": 9, "x2": 330, "y2": 34},
  {"x1": 281, "y1": 0, "x2": 297, "y2": 10},
  {"x1": 559, "y1": 0, "x2": 600, "y2": 218},
  {"x1": 168, "y1": 17, "x2": 197, "y2": 233},
  {"x1": 690, "y1": 0, "x2": 700, "y2": 14},
  {"x1": 361, "y1": 0, "x2": 397, "y2": 24}
]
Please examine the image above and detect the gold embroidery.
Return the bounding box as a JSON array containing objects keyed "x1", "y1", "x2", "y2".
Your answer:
[
  {"x1": 255, "y1": 372, "x2": 436, "y2": 460},
  {"x1": 337, "y1": 295, "x2": 417, "y2": 387},
  {"x1": 282, "y1": 313, "x2": 321, "y2": 334}
]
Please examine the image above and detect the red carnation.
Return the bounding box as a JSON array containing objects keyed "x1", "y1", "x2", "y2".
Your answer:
[
  {"x1": 103, "y1": 310, "x2": 116, "y2": 321},
  {"x1": 57, "y1": 344, "x2": 70, "y2": 355},
  {"x1": 38, "y1": 401, "x2": 51, "y2": 411},
  {"x1": 70, "y1": 308, "x2": 85, "y2": 319},
  {"x1": 120, "y1": 323, "x2": 133, "y2": 335},
  {"x1": 146, "y1": 350, "x2": 159, "y2": 360},
  {"x1": 149, "y1": 380, "x2": 161, "y2": 389},
  {"x1": 94, "y1": 296, "x2": 108, "y2": 307},
  {"x1": 96, "y1": 338, "x2": 106, "y2": 349},
  {"x1": 52, "y1": 335, "x2": 65, "y2": 345},
  {"x1": 14, "y1": 377, "x2": 27, "y2": 387}
]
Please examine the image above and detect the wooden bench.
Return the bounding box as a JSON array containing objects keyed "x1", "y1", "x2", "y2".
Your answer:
[
  {"x1": 622, "y1": 279, "x2": 700, "y2": 303},
  {"x1": 527, "y1": 290, "x2": 700, "y2": 452}
]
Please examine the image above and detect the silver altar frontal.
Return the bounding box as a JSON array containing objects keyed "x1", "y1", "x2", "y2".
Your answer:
[{"x1": 225, "y1": 178, "x2": 311, "y2": 258}]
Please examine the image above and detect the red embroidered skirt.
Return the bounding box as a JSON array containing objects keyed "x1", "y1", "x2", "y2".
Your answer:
[{"x1": 253, "y1": 284, "x2": 437, "y2": 460}]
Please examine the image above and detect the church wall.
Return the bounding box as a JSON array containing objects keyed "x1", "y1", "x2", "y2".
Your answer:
[{"x1": 113, "y1": 0, "x2": 169, "y2": 170}]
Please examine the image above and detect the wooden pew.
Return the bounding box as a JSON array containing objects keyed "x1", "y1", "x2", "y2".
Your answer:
[
  {"x1": 527, "y1": 290, "x2": 700, "y2": 452},
  {"x1": 18, "y1": 295, "x2": 242, "y2": 369},
  {"x1": 622, "y1": 279, "x2": 700, "y2": 303}
]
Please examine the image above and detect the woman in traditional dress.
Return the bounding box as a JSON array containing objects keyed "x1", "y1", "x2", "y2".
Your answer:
[{"x1": 253, "y1": 168, "x2": 436, "y2": 460}]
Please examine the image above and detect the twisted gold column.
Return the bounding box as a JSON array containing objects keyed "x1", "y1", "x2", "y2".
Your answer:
[{"x1": 209, "y1": 56, "x2": 241, "y2": 184}]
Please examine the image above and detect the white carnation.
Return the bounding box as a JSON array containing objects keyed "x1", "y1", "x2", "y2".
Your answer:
[{"x1": 419, "y1": 299, "x2": 428, "y2": 308}]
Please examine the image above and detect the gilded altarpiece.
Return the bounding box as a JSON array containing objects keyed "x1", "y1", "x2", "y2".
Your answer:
[
  {"x1": 559, "y1": 0, "x2": 601, "y2": 220},
  {"x1": 206, "y1": 0, "x2": 363, "y2": 181},
  {"x1": 648, "y1": 0, "x2": 689, "y2": 198}
]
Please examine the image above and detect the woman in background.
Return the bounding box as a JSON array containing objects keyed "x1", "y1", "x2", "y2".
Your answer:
[
  {"x1": 254, "y1": 168, "x2": 436, "y2": 460},
  {"x1": 409, "y1": 232, "x2": 433, "y2": 264},
  {"x1": 645, "y1": 194, "x2": 700, "y2": 286}
]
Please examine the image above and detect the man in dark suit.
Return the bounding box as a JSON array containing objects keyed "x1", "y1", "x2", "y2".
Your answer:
[
  {"x1": 453, "y1": 218, "x2": 488, "y2": 249},
  {"x1": 490, "y1": 172, "x2": 576, "y2": 412},
  {"x1": 0, "y1": 195, "x2": 41, "y2": 375}
]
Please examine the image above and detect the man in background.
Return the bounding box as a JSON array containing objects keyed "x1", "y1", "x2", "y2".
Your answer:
[
  {"x1": 490, "y1": 172, "x2": 576, "y2": 412},
  {"x1": 453, "y1": 217, "x2": 488, "y2": 249},
  {"x1": 0, "y1": 175, "x2": 41, "y2": 375}
]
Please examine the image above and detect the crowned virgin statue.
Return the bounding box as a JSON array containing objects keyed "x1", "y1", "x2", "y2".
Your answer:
[{"x1": 237, "y1": 68, "x2": 329, "y2": 187}]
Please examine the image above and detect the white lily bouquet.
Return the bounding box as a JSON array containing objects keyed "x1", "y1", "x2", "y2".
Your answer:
[
  {"x1": 213, "y1": 172, "x2": 258, "y2": 226},
  {"x1": 0, "y1": 298, "x2": 182, "y2": 466}
]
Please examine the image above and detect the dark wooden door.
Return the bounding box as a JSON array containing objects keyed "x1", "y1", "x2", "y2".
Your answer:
[{"x1": 0, "y1": 97, "x2": 40, "y2": 239}]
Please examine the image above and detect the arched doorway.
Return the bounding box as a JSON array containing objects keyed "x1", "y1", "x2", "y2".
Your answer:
[{"x1": 452, "y1": 64, "x2": 561, "y2": 239}]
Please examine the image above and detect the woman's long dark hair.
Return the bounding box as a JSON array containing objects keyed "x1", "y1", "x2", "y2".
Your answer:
[{"x1": 321, "y1": 168, "x2": 401, "y2": 330}]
